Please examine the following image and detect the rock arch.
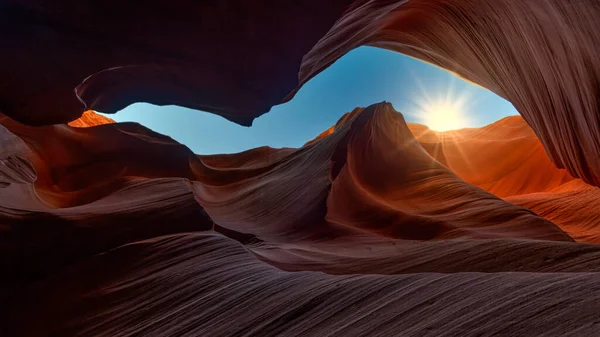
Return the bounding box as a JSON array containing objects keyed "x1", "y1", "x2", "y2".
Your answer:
[{"x1": 2, "y1": 0, "x2": 599, "y2": 185}]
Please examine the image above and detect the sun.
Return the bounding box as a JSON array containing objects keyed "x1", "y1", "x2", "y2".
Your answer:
[
  {"x1": 421, "y1": 101, "x2": 468, "y2": 132},
  {"x1": 402, "y1": 69, "x2": 474, "y2": 132}
]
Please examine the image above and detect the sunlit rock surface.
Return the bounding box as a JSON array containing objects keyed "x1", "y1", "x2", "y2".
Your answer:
[
  {"x1": 67, "y1": 110, "x2": 115, "y2": 128},
  {"x1": 2, "y1": 107, "x2": 600, "y2": 336},
  {"x1": 0, "y1": 0, "x2": 352, "y2": 126},
  {"x1": 407, "y1": 117, "x2": 600, "y2": 245},
  {"x1": 298, "y1": 0, "x2": 600, "y2": 186},
  {"x1": 3, "y1": 0, "x2": 599, "y2": 185},
  {"x1": 409, "y1": 116, "x2": 576, "y2": 198},
  {"x1": 2, "y1": 0, "x2": 600, "y2": 335}
]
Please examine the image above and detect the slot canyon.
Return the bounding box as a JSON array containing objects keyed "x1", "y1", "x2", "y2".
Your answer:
[{"x1": 2, "y1": 0, "x2": 600, "y2": 336}]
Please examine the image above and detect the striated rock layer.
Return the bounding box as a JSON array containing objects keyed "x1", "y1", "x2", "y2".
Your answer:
[
  {"x1": 0, "y1": 0, "x2": 353, "y2": 126},
  {"x1": 298, "y1": 0, "x2": 600, "y2": 186},
  {"x1": 507, "y1": 183, "x2": 600, "y2": 244},
  {"x1": 3, "y1": 106, "x2": 600, "y2": 336},
  {"x1": 3, "y1": 0, "x2": 600, "y2": 186},
  {"x1": 3, "y1": 0, "x2": 600, "y2": 334},
  {"x1": 67, "y1": 110, "x2": 115, "y2": 128},
  {"x1": 404, "y1": 117, "x2": 600, "y2": 244},
  {"x1": 5, "y1": 233, "x2": 600, "y2": 337}
]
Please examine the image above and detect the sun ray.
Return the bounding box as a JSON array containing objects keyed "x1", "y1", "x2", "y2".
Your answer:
[
  {"x1": 421, "y1": 100, "x2": 468, "y2": 131},
  {"x1": 402, "y1": 73, "x2": 483, "y2": 173},
  {"x1": 405, "y1": 73, "x2": 474, "y2": 132}
]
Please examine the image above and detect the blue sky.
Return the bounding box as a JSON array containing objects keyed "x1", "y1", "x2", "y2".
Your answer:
[{"x1": 101, "y1": 46, "x2": 518, "y2": 154}]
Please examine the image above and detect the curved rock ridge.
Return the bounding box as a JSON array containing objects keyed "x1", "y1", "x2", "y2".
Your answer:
[
  {"x1": 305, "y1": 107, "x2": 600, "y2": 249},
  {"x1": 298, "y1": 0, "x2": 600, "y2": 186},
  {"x1": 405, "y1": 116, "x2": 600, "y2": 245},
  {"x1": 311, "y1": 113, "x2": 581, "y2": 198},
  {"x1": 0, "y1": 113, "x2": 213, "y2": 285},
  {"x1": 0, "y1": 125, "x2": 37, "y2": 187},
  {"x1": 3, "y1": 105, "x2": 600, "y2": 335},
  {"x1": 189, "y1": 104, "x2": 571, "y2": 244},
  {"x1": 0, "y1": 107, "x2": 586, "y2": 267},
  {"x1": 508, "y1": 185, "x2": 600, "y2": 244},
  {"x1": 3, "y1": 0, "x2": 600, "y2": 333},
  {"x1": 324, "y1": 104, "x2": 570, "y2": 241},
  {"x1": 1, "y1": 0, "x2": 354, "y2": 126},
  {"x1": 68, "y1": 110, "x2": 115, "y2": 128},
  {"x1": 408, "y1": 116, "x2": 577, "y2": 198},
  {"x1": 4, "y1": 233, "x2": 600, "y2": 337},
  {"x1": 2, "y1": 0, "x2": 599, "y2": 188},
  {"x1": 0, "y1": 105, "x2": 588, "y2": 286}
]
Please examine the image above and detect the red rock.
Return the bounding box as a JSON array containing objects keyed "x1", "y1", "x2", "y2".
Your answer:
[
  {"x1": 3, "y1": 0, "x2": 599, "y2": 185},
  {"x1": 408, "y1": 116, "x2": 576, "y2": 197},
  {"x1": 2, "y1": 0, "x2": 600, "y2": 334},
  {"x1": 5, "y1": 232, "x2": 600, "y2": 336},
  {"x1": 407, "y1": 116, "x2": 600, "y2": 244},
  {"x1": 508, "y1": 185, "x2": 600, "y2": 244},
  {"x1": 68, "y1": 110, "x2": 115, "y2": 128},
  {"x1": 298, "y1": 0, "x2": 600, "y2": 186},
  {"x1": 0, "y1": 113, "x2": 212, "y2": 285},
  {"x1": 0, "y1": 0, "x2": 353, "y2": 126},
  {"x1": 2, "y1": 106, "x2": 600, "y2": 335}
]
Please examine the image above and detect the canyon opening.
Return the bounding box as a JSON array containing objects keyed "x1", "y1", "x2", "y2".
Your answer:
[{"x1": 2, "y1": 1, "x2": 600, "y2": 336}]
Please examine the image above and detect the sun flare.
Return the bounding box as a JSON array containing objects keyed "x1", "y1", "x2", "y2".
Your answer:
[
  {"x1": 422, "y1": 101, "x2": 468, "y2": 132},
  {"x1": 403, "y1": 69, "x2": 475, "y2": 132}
]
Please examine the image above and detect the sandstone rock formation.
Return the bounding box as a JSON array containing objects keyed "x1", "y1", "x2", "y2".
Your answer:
[
  {"x1": 298, "y1": 0, "x2": 600, "y2": 186},
  {"x1": 406, "y1": 117, "x2": 600, "y2": 245},
  {"x1": 67, "y1": 110, "x2": 115, "y2": 128},
  {"x1": 408, "y1": 116, "x2": 576, "y2": 197},
  {"x1": 3, "y1": 0, "x2": 599, "y2": 185},
  {"x1": 3, "y1": 0, "x2": 600, "y2": 335},
  {"x1": 1, "y1": 0, "x2": 353, "y2": 126},
  {"x1": 3, "y1": 105, "x2": 600, "y2": 335}
]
